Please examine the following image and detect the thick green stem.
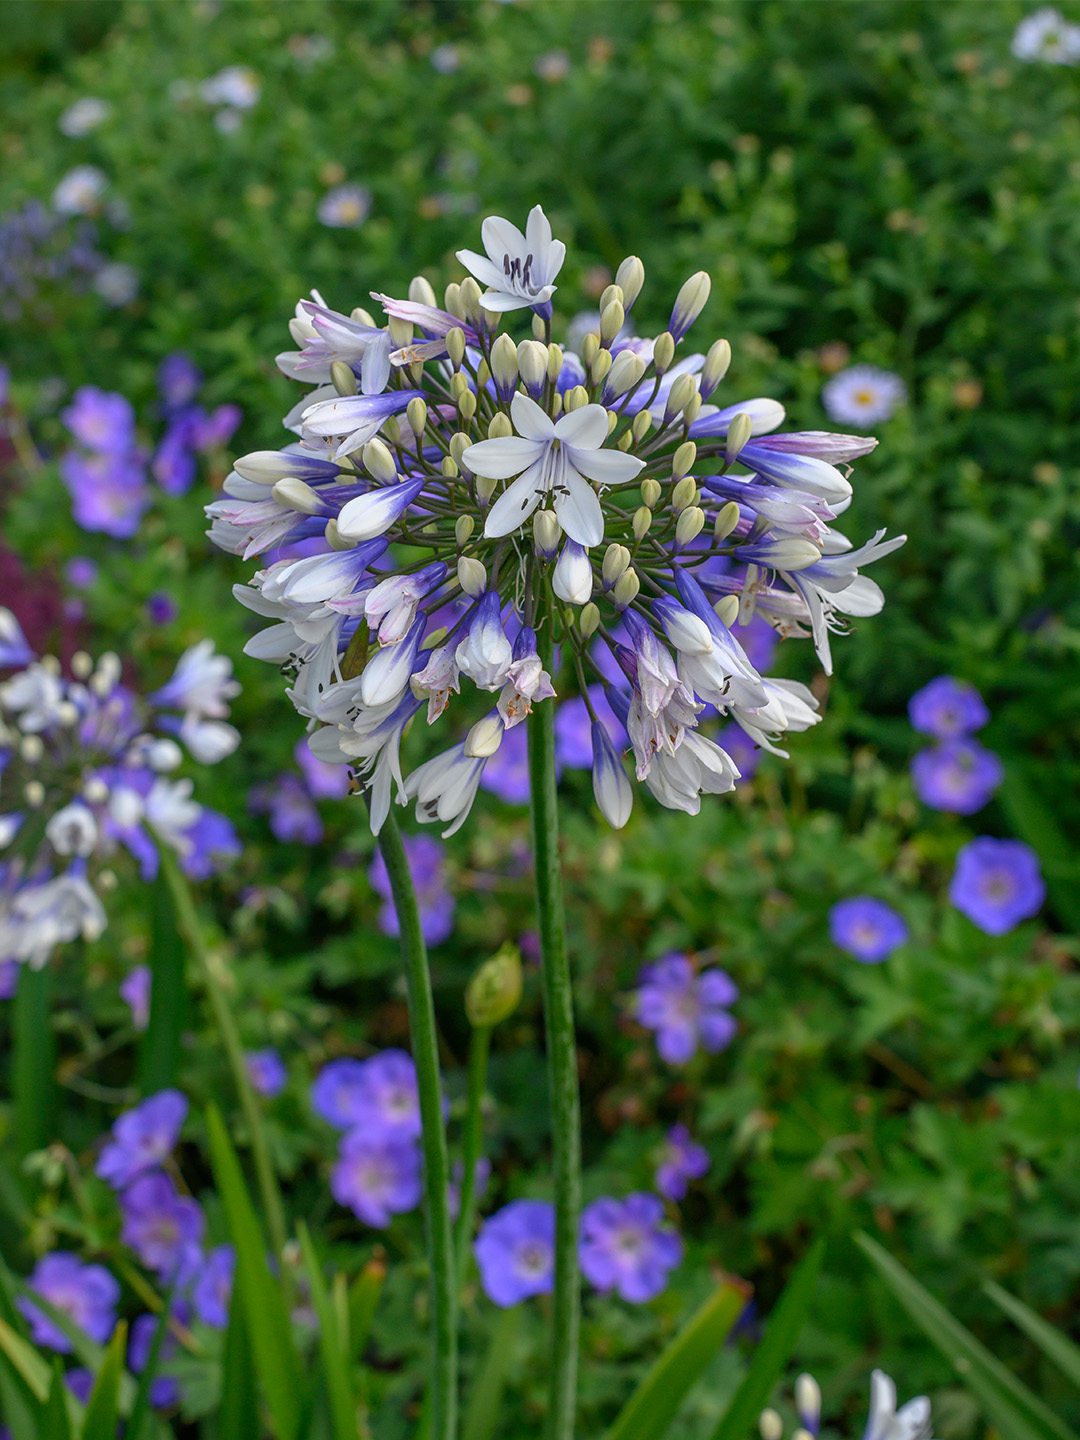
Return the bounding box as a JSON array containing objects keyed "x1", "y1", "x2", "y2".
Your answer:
[
  {"x1": 155, "y1": 843, "x2": 289, "y2": 1269},
  {"x1": 12, "y1": 964, "x2": 57, "y2": 1155},
  {"x1": 139, "y1": 869, "x2": 188, "y2": 1095},
  {"x1": 454, "y1": 1023, "x2": 490, "y2": 1287},
  {"x1": 375, "y1": 810, "x2": 457, "y2": 1440},
  {"x1": 527, "y1": 627, "x2": 581, "y2": 1440}
]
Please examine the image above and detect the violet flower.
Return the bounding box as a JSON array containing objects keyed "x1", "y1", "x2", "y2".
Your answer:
[
  {"x1": 829, "y1": 897, "x2": 909, "y2": 964},
  {"x1": 17, "y1": 1253, "x2": 119, "y2": 1352},
  {"x1": 474, "y1": 1199, "x2": 555, "y2": 1306},
  {"x1": 330, "y1": 1132, "x2": 422, "y2": 1227},
  {"x1": 95, "y1": 1089, "x2": 188, "y2": 1189},
  {"x1": 949, "y1": 837, "x2": 1045, "y2": 935},
  {"x1": 655, "y1": 1124, "x2": 710, "y2": 1201},
  {"x1": 579, "y1": 1194, "x2": 683, "y2": 1302},
  {"x1": 634, "y1": 955, "x2": 738, "y2": 1065}
]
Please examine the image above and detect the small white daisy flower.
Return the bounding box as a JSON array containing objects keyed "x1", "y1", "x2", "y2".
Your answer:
[
  {"x1": 52, "y1": 165, "x2": 108, "y2": 217},
  {"x1": 318, "y1": 184, "x2": 372, "y2": 229},
  {"x1": 58, "y1": 97, "x2": 111, "y2": 138},
  {"x1": 822, "y1": 364, "x2": 907, "y2": 427},
  {"x1": 1011, "y1": 7, "x2": 1080, "y2": 63}
]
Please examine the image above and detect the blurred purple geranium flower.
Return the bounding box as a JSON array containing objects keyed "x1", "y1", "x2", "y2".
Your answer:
[
  {"x1": 369, "y1": 833, "x2": 454, "y2": 946},
  {"x1": 634, "y1": 954, "x2": 738, "y2": 1064},
  {"x1": 330, "y1": 1132, "x2": 422, "y2": 1227},
  {"x1": 95, "y1": 1089, "x2": 188, "y2": 1189},
  {"x1": 908, "y1": 676, "x2": 989, "y2": 738},
  {"x1": 17, "y1": 1253, "x2": 119, "y2": 1352},
  {"x1": 655, "y1": 1124, "x2": 710, "y2": 1201},
  {"x1": 829, "y1": 897, "x2": 908, "y2": 964},
  {"x1": 119, "y1": 1171, "x2": 204, "y2": 1282},
  {"x1": 949, "y1": 837, "x2": 1045, "y2": 935},
  {"x1": 474, "y1": 1199, "x2": 555, "y2": 1307},
  {"x1": 911, "y1": 740, "x2": 1003, "y2": 815},
  {"x1": 579, "y1": 1194, "x2": 683, "y2": 1302},
  {"x1": 246, "y1": 1048, "x2": 287, "y2": 1097}
]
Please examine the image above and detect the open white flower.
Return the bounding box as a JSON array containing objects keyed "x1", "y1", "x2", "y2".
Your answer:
[
  {"x1": 464, "y1": 392, "x2": 644, "y2": 547},
  {"x1": 456, "y1": 205, "x2": 565, "y2": 312},
  {"x1": 862, "y1": 1369, "x2": 933, "y2": 1440}
]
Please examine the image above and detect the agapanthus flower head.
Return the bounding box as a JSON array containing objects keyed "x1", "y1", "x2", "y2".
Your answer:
[
  {"x1": 911, "y1": 739, "x2": 1003, "y2": 815},
  {"x1": 474, "y1": 1198, "x2": 555, "y2": 1306},
  {"x1": 0, "y1": 639, "x2": 240, "y2": 970},
  {"x1": 763, "y1": 1369, "x2": 931, "y2": 1440},
  {"x1": 209, "y1": 204, "x2": 902, "y2": 837},
  {"x1": 907, "y1": 675, "x2": 989, "y2": 738},
  {"x1": 17, "y1": 1252, "x2": 119, "y2": 1352},
  {"x1": 655, "y1": 1123, "x2": 709, "y2": 1201},
  {"x1": 634, "y1": 954, "x2": 738, "y2": 1064},
  {"x1": 330, "y1": 1131, "x2": 422, "y2": 1227},
  {"x1": 95, "y1": 1088, "x2": 188, "y2": 1189},
  {"x1": 1011, "y1": 7, "x2": 1080, "y2": 63},
  {"x1": 829, "y1": 897, "x2": 908, "y2": 964},
  {"x1": 578, "y1": 1193, "x2": 683, "y2": 1302},
  {"x1": 949, "y1": 837, "x2": 1045, "y2": 935},
  {"x1": 821, "y1": 365, "x2": 906, "y2": 427}
]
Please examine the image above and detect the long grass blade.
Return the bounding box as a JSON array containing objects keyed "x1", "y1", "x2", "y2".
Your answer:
[
  {"x1": 462, "y1": 1307, "x2": 521, "y2": 1440},
  {"x1": 297, "y1": 1221, "x2": 358, "y2": 1440},
  {"x1": 983, "y1": 1281, "x2": 1080, "y2": 1393},
  {"x1": 857, "y1": 1234, "x2": 1076, "y2": 1440},
  {"x1": 138, "y1": 868, "x2": 188, "y2": 1094},
  {"x1": 708, "y1": 1239, "x2": 825, "y2": 1440},
  {"x1": 348, "y1": 1256, "x2": 385, "y2": 1364},
  {"x1": 0, "y1": 1314, "x2": 51, "y2": 1401},
  {"x1": 604, "y1": 1280, "x2": 749, "y2": 1440},
  {"x1": 42, "y1": 1362, "x2": 75, "y2": 1440},
  {"x1": 80, "y1": 1321, "x2": 126, "y2": 1440},
  {"x1": 219, "y1": 1290, "x2": 261, "y2": 1440}
]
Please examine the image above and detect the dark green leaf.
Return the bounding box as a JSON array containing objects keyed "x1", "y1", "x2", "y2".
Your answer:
[
  {"x1": 297, "y1": 1221, "x2": 358, "y2": 1440},
  {"x1": 462, "y1": 1307, "x2": 521, "y2": 1440},
  {"x1": 80, "y1": 1321, "x2": 126, "y2": 1440},
  {"x1": 219, "y1": 1291, "x2": 261, "y2": 1440},
  {"x1": 983, "y1": 1281, "x2": 1080, "y2": 1393}
]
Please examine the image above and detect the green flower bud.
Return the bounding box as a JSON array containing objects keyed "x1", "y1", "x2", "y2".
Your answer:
[
  {"x1": 665, "y1": 372, "x2": 697, "y2": 424},
  {"x1": 533, "y1": 508, "x2": 560, "y2": 559},
  {"x1": 653, "y1": 331, "x2": 675, "y2": 374},
  {"x1": 579, "y1": 601, "x2": 601, "y2": 638},
  {"x1": 465, "y1": 713, "x2": 504, "y2": 759},
  {"x1": 459, "y1": 276, "x2": 483, "y2": 328},
  {"x1": 517, "y1": 340, "x2": 548, "y2": 393},
  {"x1": 449, "y1": 372, "x2": 469, "y2": 401},
  {"x1": 383, "y1": 416, "x2": 401, "y2": 446},
  {"x1": 602, "y1": 543, "x2": 631, "y2": 588},
  {"x1": 475, "y1": 473, "x2": 497, "y2": 503},
  {"x1": 546, "y1": 344, "x2": 564, "y2": 382},
  {"x1": 450, "y1": 432, "x2": 471, "y2": 466},
  {"x1": 350, "y1": 306, "x2": 376, "y2": 327},
  {"x1": 488, "y1": 411, "x2": 513, "y2": 439},
  {"x1": 641, "y1": 478, "x2": 661, "y2": 508},
  {"x1": 632, "y1": 506, "x2": 653, "y2": 540},
  {"x1": 581, "y1": 332, "x2": 600, "y2": 367},
  {"x1": 475, "y1": 358, "x2": 492, "y2": 390},
  {"x1": 671, "y1": 475, "x2": 698, "y2": 514},
  {"x1": 330, "y1": 360, "x2": 357, "y2": 396},
  {"x1": 604, "y1": 350, "x2": 647, "y2": 399},
  {"x1": 407, "y1": 397, "x2": 428, "y2": 438},
  {"x1": 362, "y1": 438, "x2": 397, "y2": 484},
  {"x1": 672, "y1": 440, "x2": 697, "y2": 480},
  {"x1": 563, "y1": 385, "x2": 590, "y2": 412},
  {"x1": 455, "y1": 514, "x2": 474, "y2": 546},
  {"x1": 408, "y1": 275, "x2": 437, "y2": 307},
  {"x1": 615, "y1": 256, "x2": 645, "y2": 307},
  {"x1": 714, "y1": 500, "x2": 741, "y2": 540},
  {"x1": 490, "y1": 333, "x2": 518, "y2": 393},
  {"x1": 444, "y1": 283, "x2": 464, "y2": 320},
  {"x1": 700, "y1": 338, "x2": 731, "y2": 399},
  {"x1": 714, "y1": 594, "x2": 740, "y2": 627},
  {"x1": 725, "y1": 411, "x2": 754, "y2": 465},
  {"x1": 674, "y1": 505, "x2": 706, "y2": 547},
  {"x1": 458, "y1": 556, "x2": 487, "y2": 595},
  {"x1": 441, "y1": 456, "x2": 459, "y2": 479},
  {"x1": 324, "y1": 519, "x2": 356, "y2": 551},
  {"x1": 531, "y1": 311, "x2": 546, "y2": 340},
  {"x1": 590, "y1": 348, "x2": 613, "y2": 386},
  {"x1": 458, "y1": 389, "x2": 477, "y2": 421},
  {"x1": 600, "y1": 299, "x2": 625, "y2": 346},
  {"x1": 388, "y1": 316, "x2": 413, "y2": 349},
  {"x1": 446, "y1": 326, "x2": 466, "y2": 368},
  {"x1": 683, "y1": 392, "x2": 702, "y2": 425},
  {"x1": 611, "y1": 567, "x2": 641, "y2": 609},
  {"x1": 632, "y1": 409, "x2": 652, "y2": 443},
  {"x1": 465, "y1": 944, "x2": 523, "y2": 1028},
  {"x1": 599, "y1": 283, "x2": 624, "y2": 313},
  {"x1": 272, "y1": 478, "x2": 323, "y2": 514}
]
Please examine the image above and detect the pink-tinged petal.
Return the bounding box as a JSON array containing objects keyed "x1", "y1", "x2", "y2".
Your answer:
[
  {"x1": 483, "y1": 461, "x2": 546, "y2": 538},
  {"x1": 455, "y1": 248, "x2": 508, "y2": 292},
  {"x1": 565, "y1": 445, "x2": 645, "y2": 486},
  {"x1": 510, "y1": 391, "x2": 556, "y2": 443},
  {"x1": 481, "y1": 214, "x2": 527, "y2": 265},
  {"x1": 553, "y1": 403, "x2": 608, "y2": 448},
  {"x1": 462, "y1": 436, "x2": 544, "y2": 480},
  {"x1": 370, "y1": 293, "x2": 460, "y2": 335},
  {"x1": 477, "y1": 286, "x2": 555, "y2": 312},
  {"x1": 554, "y1": 470, "x2": 604, "y2": 547}
]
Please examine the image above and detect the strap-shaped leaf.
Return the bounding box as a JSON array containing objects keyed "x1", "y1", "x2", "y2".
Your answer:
[
  {"x1": 297, "y1": 1221, "x2": 359, "y2": 1440},
  {"x1": 348, "y1": 1258, "x2": 385, "y2": 1364},
  {"x1": 80, "y1": 1322, "x2": 126, "y2": 1440},
  {"x1": 206, "y1": 1102, "x2": 303, "y2": 1440},
  {"x1": 42, "y1": 1362, "x2": 75, "y2": 1440},
  {"x1": 603, "y1": 1279, "x2": 748, "y2": 1440},
  {"x1": 462, "y1": 1307, "x2": 521, "y2": 1440},
  {"x1": 983, "y1": 1281, "x2": 1080, "y2": 1393},
  {"x1": 219, "y1": 1290, "x2": 261, "y2": 1440},
  {"x1": 0, "y1": 1314, "x2": 51, "y2": 1401},
  {"x1": 857, "y1": 1234, "x2": 1077, "y2": 1440},
  {"x1": 709, "y1": 1239, "x2": 825, "y2": 1440}
]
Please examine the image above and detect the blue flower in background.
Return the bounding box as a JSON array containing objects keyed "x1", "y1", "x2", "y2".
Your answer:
[
  {"x1": 655, "y1": 1124, "x2": 710, "y2": 1201},
  {"x1": 246, "y1": 1049, "x2": 287, "y2": 1098},
  {"x1": 911, "y1": 739, "x2": 1003, "y2": 815},
  {"x1": 474, "y1": 1199, "x2": 555, "y2": 1307},
  {"x1": 579, "y1": 1194, "x2": 683, "y2": 1303},
  {"x1": 908, "y1": 675, "x2": 989, "y2": 738},
  {"x1": 949, "y1": 837, "x2": 1045, "y2": 935},
  {"x1": 119, "y1": 1171, "x2": 204, "y2": 1282},
  {"x1": 829, "y1": 897, "x2": 908, "y2": 963},
  {"x1": 634, "y1": 954, "x2": 738, "y2": 1065},
  {"x1": 95, "y1": 1089, "x2": 188, "y2": 1189},
  {"x1": 330, "y1": 1132, "x2": 422, "y2": 1227},
  {"x1": 369, "y1": 832, "x2": 455, "y2": 945},
  {"x1": 17, "y1": 1253, "x2": 119, "y2": 1352}
]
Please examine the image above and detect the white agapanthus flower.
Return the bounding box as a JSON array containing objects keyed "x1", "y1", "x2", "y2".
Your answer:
[
  {"x1": 52, "y1": 165, "x2": 108, "y2": 217},
  {"x1": 1011, "y1": 7, "x2": 1080, "y2": 63},
  {"x1": 207, "y1": 203, "x2": 904, "y2": 837},
  {"x1": 821, "y1": 365, "x2": 907, "y2": 427},
  {"x1": 759, "y1": 1368, "x2": 933, "y2": 1440}
]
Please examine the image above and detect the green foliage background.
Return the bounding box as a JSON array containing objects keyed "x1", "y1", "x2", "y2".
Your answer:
[{"x1": 1, "y1": 2, "x2": 1079, "y2": 1435}]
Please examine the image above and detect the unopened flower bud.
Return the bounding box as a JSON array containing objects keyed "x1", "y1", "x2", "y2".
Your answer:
[
  {"x1": 533, "y1": 509, "x2": 560, "y2": 560},
  {"x1": 457, "y1": 557, "x2": 487, "y2": 596},
  {"x1": 700, "y1": 338, "x2": 731, "y2": 399},
  {"x1": 611, "y1": 567, "x2": 640, "y2": 609},
  {"x1": 465, "y1": 944, "x2": 523, "y2": 1028},
  {"x1": 490, "y1": 333, "x2": 518, "y2": 396},
  {"x1": 531, "y1": 311, "x2": 546, "y2": 340},
  {"x1": 83, "y1": 777, "x2": 108, "y2": 805},
  {"x1": 458, "y1": 389, "x2": 477, "y2": 421},
  {"x1": 475, "y1": 473, "x2": 497, "y2": 503},
  {"x1": 459, "y1": 276, "x2": 483, "y2": 328},
  {"x1": 487, "y1": 411, "x2": 513, "y2": 440},
  {"x1": 446, "y1": 326, "x2": 466, "y2": 368},
  {"x1": 563, "y1": 385, "x2": 589, "y2": 412},
  {"x1": 465, "y1": 713, "x2": 504, "y2": 759},
  {"x1": 670, "y1": 270, "x2": 711, "y2": 340},
  {"x1": 362, "y1": 438, "x2": 398, "y2": 484},
  {"x1": 607, "y1": 411, "x2": 618, "y2": 435},
  {"x1": 632, "y1": 409, "x2": 652, "y2": 443},
  {"x1": 652, "y1": 331, "x2": 675, "y2": 374},
  {"x1": 618, "y1": 430, "x2": 633, "y2": 451},
  {"x1": 517, "y1": 340, "x2": 548, "y2": 397},
  {"x1": 599, "y1": 283, "x2": 624, "y2": 313},
  {"x1": 407, "y1": 397, "x2": 427, "y2": 438},
  {"x1": 455, "y1": 515, "x2": 474, "y2": 546},
  {"x1": 388, "y1": 316, "x2": 413, "y2": 349},
  {"x1": 665, "y1": 373, "x2": 698, "y2": 424},
  {"x1": 581, "y1": 332, "x2": 600, "y2": 367},
  {"x1": 600, "y1": 299, "x2": 625, "y2": 345},
  {"x1": 632, "y1": 506, "x2": 653, "y2": 540},
  {"x1": 602, "y1": 544, "x2": 631, "y2": 589},
  {"x1": 20, "y1": 734, "x2": 44, "y2": 764},
  {"x1": 330, "y1": 360, "x2": 357, "y2": 396},
  {"x1": 449, "y1": 372, "x2": 469, "y2": 401},
  {"x1": 24, "y1": 780, "x2": 45, "y2": 809},
  {"x1": 675, "y1": 505, "x2": 706, "y2": 547},
  {"x1": 712, "y1": 596, "x2": 739, "y2": 631},
  {"x1": 383, "y1": 416, "x2": 401, "y2": 446},
  {"x1": 725, "y1": 411, "x2": 754, "y2": 465},
  {"x1": 350, "y1": 306, "x2": 376, "y2": 327},
  {"x1": 441, "y1": 456, "x2": 459, "y2": 479},
  {"x1": 603, "y1": 350, "x2": 647, "y2": 401},
  {"x1": 475, "y1": 358, "x2": 492, "y2": 390},
  {"x1": 71, "y1": 651, "x2": 93, "y2": 680},
  {"x1": 671, "y1": 475, "x2": 698, "y2": 514},
  {"x1": 546, "y1": 344, "x2": 563, "y2": 382},
  {"x1": 272, "y1": 478, "x2": 324, "y2": 514},
  {"x1": 408, "y1": 274, "x2": 437, "y2": 307},
  {"x1": 672, "y1": 440, "x2": 697, "y2": 480},
  {"x1": 616, "y1": 255, "x2": 645, "y2": 308},
  {"x1": 683, "y1": 392, "x2": 702, "y2": 425},
  {"x1": 641, "y1": 478, "x2": 661, "y2": 508},
  {"x1": 590, "y1": 348, "x2": 613, "y2": 386},
  {"x1": 450, "y1": 432, "x2": 471, "y2": 467},
  {"x1": 753, "y1": 538, "x2": 821, "y2": 570},
  {"x1": 551, "y1": 391, "x2": 563, "y2": 417},
  {"x1": 325, "y1": 519, "x2": 356, "y2": 550},
  {"x1": 795, "y1": 1375, "x2": 821, "y2": 1433},
  {"x1": 759, "y1": 1409, "x2": 784, "y2": 1440},
  {"x1": 578, "y1": 601, "x2": 601, "y2": 638},
  {"x1": 444, "y1": 282, "x2": 464, "y2": 319},
  {"x1": 713, "y1": 501, "x2": 740, "y2": 540},
  {"x1": 552, "y1": 541, "x2": 593, "y2": 605}
]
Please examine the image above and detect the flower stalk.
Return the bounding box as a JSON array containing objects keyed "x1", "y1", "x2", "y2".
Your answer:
[{"x1": 528, "y1": 618, "x2": 581, "y2": 1440}]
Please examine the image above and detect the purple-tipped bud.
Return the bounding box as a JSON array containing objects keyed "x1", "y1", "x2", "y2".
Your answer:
[{"x1": 591, "y1": 721, "x2": 632, "y2": 829}]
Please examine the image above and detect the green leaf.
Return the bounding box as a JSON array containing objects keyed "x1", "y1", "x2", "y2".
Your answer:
[
  {"x1": 218, "y1": 1292, "x2": 261, "y2": 1440},
  {"x1": 297, "y1": 1221, "x2": 358, "y2": 1440},
  {"x1": 80, "y1": 1321, "x2": 126, "y2": 1440},
  {"x1": 125, "y1": 1301, "x2": 172, "y2": 1440},
  {"x1": 708, "y1": 1239, "x2": 825, "y2": 1440},
  {"x1": 0, "y1": 1314, "x2": 51, "y2": 1402},
  {"x1": 462, "y1": 1307, "x2": 521, "y2": 1440},
  {"x1": 603, "y1": 1280, "x2": 749, "y2": 1440},
  {"x1": 138, "y1": 868, "x2": 188, "y2": 1093},
  {"x1": 856, "y1": 1234, "x2": 1077, "y2": 1440},
  {"x1": 348, "y1": 1258, "x2": 385, "y2": 1365},
  {"x1": 983, "y1": 1281, "x2": 1080, "y2": 1394},
  {"x1": 42, "y1": 1362, "x2": 75, "y2": 1440},
  {"x1": 206, "y1": 1102, "x2": 303, "y2": 1440}
]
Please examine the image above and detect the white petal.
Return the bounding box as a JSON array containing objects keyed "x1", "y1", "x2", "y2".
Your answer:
[
  {"x1": 481, "y1": 214, "x2": 527, "y2": 265},
  {"x1": 510, "y1": 391, "x2": 556, "y2": 443},
  {"x1": 554, "y1": 403, "x2": 608, "y2": 449},
  {"x1": 478, "y1": 287, "x2": 555, "y2": 312},
  {"x1": 713, "y1": 398, "x2": 786, "y2": 435},
  {"x1": 829, "y1": 575, "x2": 884, "y2": 617},
  {"x1": 455, "y1": 248, "x2": 508, "y2": 291},
  {"x1": 565, "y1": 445, "x2": 645, "y2": 486},
  {"x1": 553, "y1": 471, "x2": 604, "y2": 547},
  {"x1": 462, "y1": 435, "x2": 543, "y2": 480},
  {"x1": 524, "y1": 204, "x2": 552, "y2": 256},
  {"x1": 483, "y1": 461, "x2": 546, "y2": 538}
]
